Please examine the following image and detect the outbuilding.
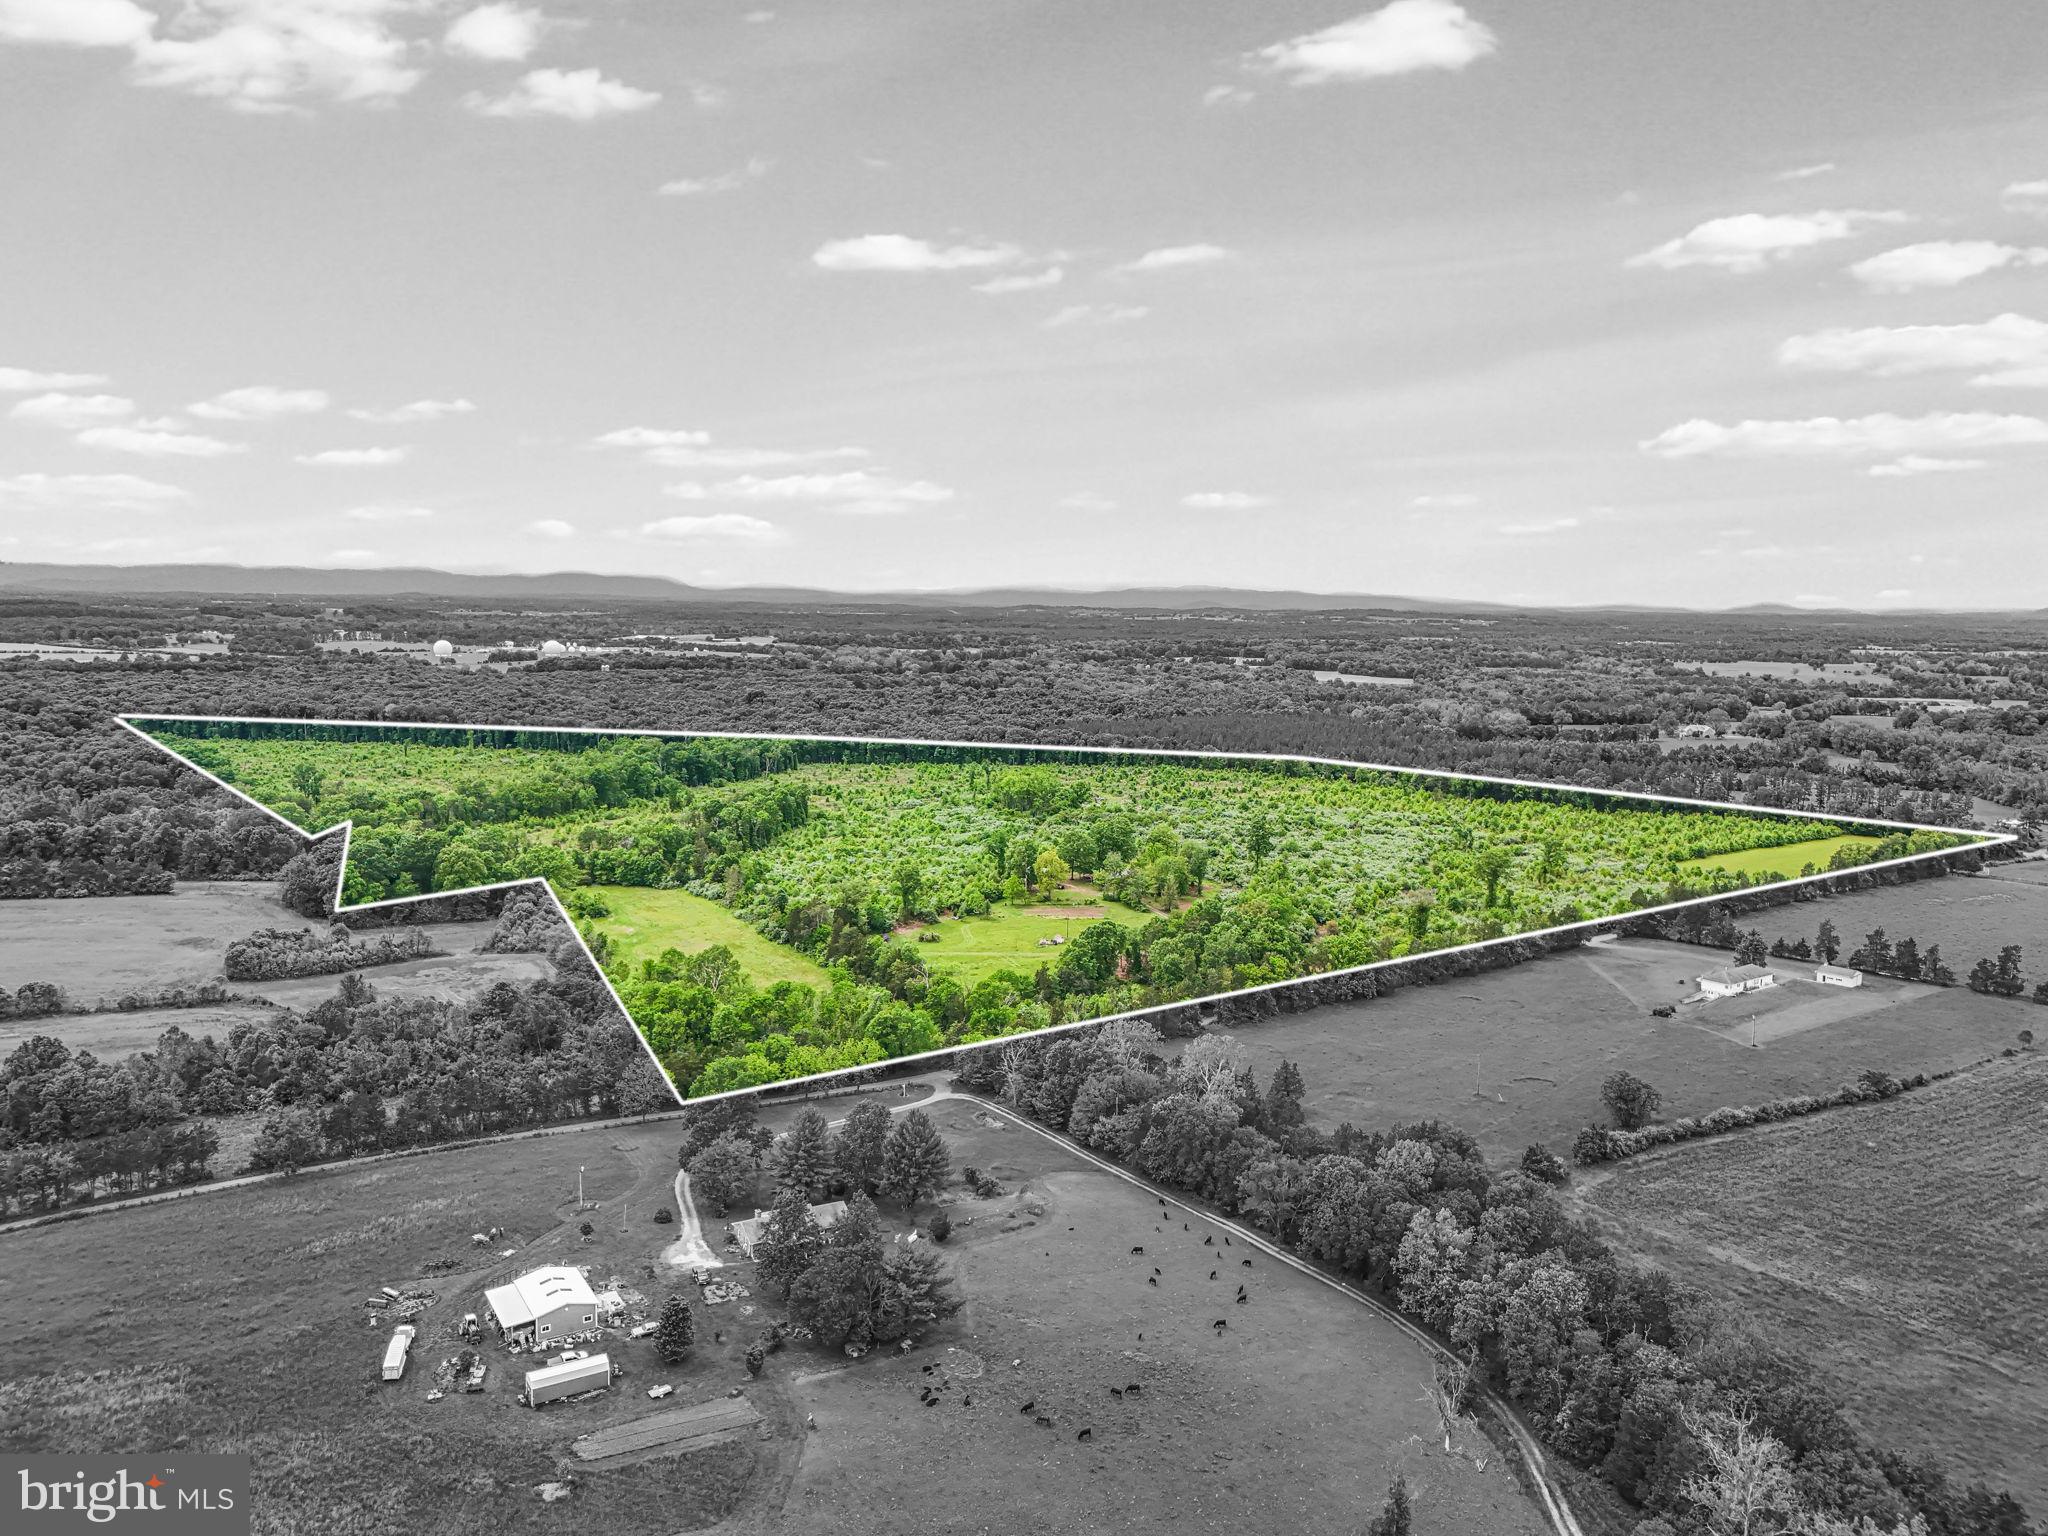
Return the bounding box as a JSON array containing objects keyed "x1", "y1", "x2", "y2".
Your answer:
[
  {"x1": 1697, "y1": 963, "x2": 1777, "y2": 998},
  {"x1": 485, "y1": 1266, "x2": 600, "y2": 1347},
  {"x1": 1814, "y1": 964, "x2": 1864, "y2": 988},
  {"x1": 525, "y1": 1353, "x2": 612, "y2": 1406}
]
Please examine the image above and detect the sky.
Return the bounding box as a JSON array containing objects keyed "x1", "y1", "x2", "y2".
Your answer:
[{"x1": 2, "y1": 0, "x2": 2046, "y2": 608}]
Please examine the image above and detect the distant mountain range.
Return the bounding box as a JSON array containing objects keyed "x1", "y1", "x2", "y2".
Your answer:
[{"x1": 0, "y1": 560, "x2": 2035, "y2": 617}]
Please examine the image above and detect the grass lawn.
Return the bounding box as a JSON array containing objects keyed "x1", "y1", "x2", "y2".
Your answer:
[
  {"x1": 1579, "y1": 1055, "x2": 2048, "y2": 1510},
  {"x1": 1680, "y1": 833, "x2": 1880, "y2": 882},
  {"x1": 905, "y1": 900, "x2": 1119, "y2": 986},
  {"x1": 587, "y1": 886, "x2": 830, "y2": 989}
]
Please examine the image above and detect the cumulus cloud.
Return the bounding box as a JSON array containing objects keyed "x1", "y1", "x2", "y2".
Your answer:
[
  {"x1": 812, "y1": 234, "x2": 1025, "y2": 273},
  {"x1": 658, "y1": 157, "x2": 771, "y2": 197},
  {"x1": 189, "y1": 384, "x2": 329, "y2": 420},
  {"x1": 1776, "y1": 313, "x2": 2048, "y2": 384},
  {"x1": 0, "y1": 471, "x2": 190, "y2": 512},
  {"x1": 643, "y1": 444, "x2": 867, "y2": 470},
  {"x1": 1642, "y1": 411, "x2": 2048, "y2": 459},
  {"x1": 0, "y1": 0, "x2": 153, "y2": 47},
  {"x1": 296, "y1": 446, "x2": 410, "y2": 465},
  {"x1": 974, "y1": 266, "x2": 1064, "y2": 294},
  {"x1": 129, "y1": 0, "x2": 426, "y2": 113},
  {"x1": 1499, "y1": 515, "x2": 1580, "y2": 534},
  {"x1": 464, "y1": 67, "x2": 659, "y2": 119},
  {"x1": 443, "y1": 2, "x2": 544, "y2": 61},
  {"x1": 1202, "y1": 84, "x2": 1255, "y2": 107},
  {"x1": 342, "y1": 503, "x2": 435, "y2": 520},
  {"x1": 594, "y1": 426, "x2": 710, "y2": 449},
  {"x1": 2000, "y1": 180, "x2": 2048, "y2": 217},
  {"x1": 531, "y1": 517, "x2": 575, "y2": 537},
  {"x1": 1773, "y1": 162, "x2": 1837, "y2": 182},
  {"x1": 1111, "y1": 244, "x2": 1234, "y2": 275},
  {"x1": 346, "y1": 397, "x2": 475, "y2": 423},
  {"x1": 76, "y1": 425, "x2": 247, "y2": 456},
  {"x1": 0, "y1": 365, "x2": 111, "y2": 391},
  {"x1": 1626, "y1": 209, "x2": 1908, "y2": 274},
  {"x1": 9, "y1": 392, "x2": 134, "y2": 429},
  {"x1": 1847, "y1": 240, "x2": 2048, "y2": 292},
  {"x1": 1248, "y1": 0, "x2": 1497, "y2": 85},
  {"x1": 666, "y1": 469, "x2": 952, "y2": 516},
  {"x1": 1411, "y1": 492, "x2": 1478, "y2": 508},
  {"x1": 1181, "y1": 491, "x2": 1271, "y2": 510},
  {"x1": 1042, "y1": 304, "x2": 1148, "y2": 328},
  {"x1": 1866, "y1": 456, "x2": 1989, "y2": 478},
  {"x1": 640, "y1": 512, "x2": 786, "y2": 543}
]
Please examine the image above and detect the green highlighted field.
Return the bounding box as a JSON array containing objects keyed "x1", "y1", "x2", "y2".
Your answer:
[{"x1": 128, "y1": 719, "x2": 1975, "y2": 1098}]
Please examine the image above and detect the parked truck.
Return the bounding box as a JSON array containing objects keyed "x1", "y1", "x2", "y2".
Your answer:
[{"x1": 382, "y1": 1324, "x2": 416, "y2": 1382}]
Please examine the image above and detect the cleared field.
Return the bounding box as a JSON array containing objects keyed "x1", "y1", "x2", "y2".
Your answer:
[
  {"x1": 1580, "y1": 1056, "x2": 2048, "y2": 1509},
  {"x1": 235, "y1": 948, "x2": 551, "y2": 1009},
  {"x1": 1747, "y1": 867, "x2": 2048, "y2": 978},
  {"x1": 1191, "y1": 937, "x2": 2029, "y2": 1163},
  {"x1": 900, "y1": 902, "x2": 1112, "y2": 985},
  {"x1": 770, "y1": 1097, "x2": 1547, "y2": 1536},
  {"x1": 0, "y1": 1000, "x2": 274, "y2": 1060},
  {"x1": 0, "y1": 882, "x2": 286, "y2": 1001},
  {"x1": 588, "y1": 886, "x2": 830, "y2": 988},
  {"x1": 1679, "y1": 833, "x2": 1878, "y2": 882}
]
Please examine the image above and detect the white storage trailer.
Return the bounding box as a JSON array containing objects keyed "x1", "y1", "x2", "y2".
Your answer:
[
  {"x1": 525, "y1": 1352, "x2": 612, "y2": 1406},
  {"x1": 382, "y1": 1324, "x2": 415, "y2": 1381}
]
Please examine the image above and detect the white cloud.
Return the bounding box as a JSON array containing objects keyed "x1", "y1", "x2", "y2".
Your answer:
[
  {"x1": 464, "y1": 67, "x2": 659, "y2": 120},
  {"x1": 1876, "y1": 589, "x2": 1913, "y2": 601},
  {"x1": 812, "y1": 234, "x2": 1025, "y2": 274},
  {"x1": 1776, "y1": 313, "x2": 2048, "y2": 384},
  {"x1": 1411, "y1": 492, "x2": 1478, "y2": 508},
  {"x1": 9, "y1": 391, "x2": 134, "y2": 429},
  {"x1": 1773, "y1": 162, "x2": 1837, "y2": 182},
  {"x1": 531, "y1": 517, "x2": 575, "y2": 537},
  {"x1": 75, "y1": 425, "x2": 247, "y2": 456},
  {"x1": 1642, "y1": 411, "x2": 2048, "y2": 459},
  {"x1": 342, "y1": 503, "x2": 435, "y2": 520},
  {"x1": 444, "y1": 2, "x2": 544, "y2": 61},
  {"x1": 346, "y1": 397, "x2": 475, "y2": 423},
  {"x1": 1866, "y1": 456, "x2": 1989, "y2": 478},
  {"x1": 1112, "y1": 244, "x2": 1235, "y2": 276},
  {"x1": 1181, "y1": 491, "x2": 1271, "y2": 510},
  {"x1": 1499, "y1": 515, "x2": 1580, "y2": 534},
  {"x1": 0, "y1": 0, "x2": 152, "y2": 48},
  {"x1": 1248, "y1": 0, "x2": 1497, "y2": 86},
  {"x1": 0, "y1": 365, "x2": 111, "y2": 391},
  {"x1": 296, "y1": 446, "x2": 410, "y2": 466},
  {"x1": 1060, "y1": 491, "x2": 1118, "y2": 512},
  {"x1": 2000, "y1": 180, "x2": 2048, "y2": 217},
  {"x1": 1848, "y1": 240, "x2": 2048, "y2": 292},
  {"x1": 1042, "y1": 304, "x2": 1149, "y2": 328},
  {"x1": 0, "y1": 471, "x2": 189, "y2": 512},
  {"x1": 1626, "y1": 209, "x2": 1908, "y2": 274},
  {"x1": 129, "y1": 0, "x2": 424, "y2": 113},
  {"x1": 974, "y1": 266, "x2": 1064, "y2": 294},
  {"x1": 189, "y1": 384, "x2": 329, "y2": 420},
  {"x1": 594, "y1": 426, "x2": 711, "y2": 449},
  {"x1": 322, "y1": 547, "x2": 381, "y2": 563},
  {"x1": 666, "y1": 469, "x2": 953, "y2": 515},
  {"x1": 644, "y1": 444, "x2": 867, "y2": 470},
  {"x1": 1202, "y1": 84, "x2": 1255, "y2": 107},
  {"x1": 658, "y1": 157, "x2": 771, "y2": 197},
  {"x1": 640, "y1": 512, "x2": 786, "y2": 543}
]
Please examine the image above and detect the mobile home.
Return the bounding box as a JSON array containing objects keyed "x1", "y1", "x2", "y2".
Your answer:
[
  {"x1": 525, "y1": 1352, "x2": 612, "y2": 1407},
  {"x1": 382, "y1": 1324, "x2": 415, "y2": 1382}
]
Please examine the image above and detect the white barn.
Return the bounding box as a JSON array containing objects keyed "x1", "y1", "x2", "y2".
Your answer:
[
  {"x1": 1815, "y1": 964, "x2": 1864, "y2": 988},
  {"x1": 1698, "y1": 963, "x2": 1777, "y2": 998}
]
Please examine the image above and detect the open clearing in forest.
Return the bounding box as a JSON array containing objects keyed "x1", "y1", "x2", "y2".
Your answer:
[
  {"x1": 1678, "y1": 833, "x2": 1878, "y2": 882},
  {"x1": 589, "y1": 885, "x2": 831, "y2": 988},
  {"x1": 1190, "y1": 936, "x2": 2027, "y2": 1164},
  {"x1": 0, "y1": 882, "x2": 284, "y2": 1001},
  {"x1": 896, "y1": 902, "x2": 1114, "y2": 985},
  {"x1": 1578, "y1": 1055, "x2": 2048, "y2": 1510}
]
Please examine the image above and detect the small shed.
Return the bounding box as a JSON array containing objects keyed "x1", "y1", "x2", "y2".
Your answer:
[
  {"x1": 1698, "y1": 963, "x2": 1777, "y2": 998},
  {"x1": 525, "y1": 1353, "x2": 612, "y2": 1407},
  {"x1": 1815, "y1": 964, "x2": 1864, "y2": 988}
]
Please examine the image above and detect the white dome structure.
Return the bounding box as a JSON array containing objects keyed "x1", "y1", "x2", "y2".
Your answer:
[
  {"x1": 431, "y1": 639, "x2": 454, "y2": 659},
  {"x1": 540, "y1": 639, "x2": 568, "y2": 657}
]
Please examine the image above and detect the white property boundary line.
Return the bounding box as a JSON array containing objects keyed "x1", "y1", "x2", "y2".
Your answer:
[{"x1": 115, "y1": 713, "x2": 2014, "y2": 1110}]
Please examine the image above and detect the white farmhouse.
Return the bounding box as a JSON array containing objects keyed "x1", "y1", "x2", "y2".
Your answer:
[{"x1": 1697, "y1": 963, "x2": 1778, "y2": 998}]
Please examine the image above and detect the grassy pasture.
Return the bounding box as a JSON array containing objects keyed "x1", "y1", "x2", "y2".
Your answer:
[
  {"x1": 1189, "y1": 937, "x2": 2029, "y2": 1163},
  {"x1": 1744, "y1": 867, "x2": 2048, "y2": 978},
  {"x1": 588, "y1": 886, "x2": 830, "y2": 989},
  {"x1": 0, "y1": 882, "x2": 286, "y2": 1001},
  {"x1": 1678, "y1": 833, "x2": 1878, "y2": 882},
  {"x1": 895, "y1": 901, "x2": 1112, "y2": 985},
  {"x1": 1579, "y1": 1056, "x2": 2048, "y2": 1510}
]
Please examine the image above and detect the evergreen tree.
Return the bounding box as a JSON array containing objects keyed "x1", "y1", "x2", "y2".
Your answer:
[
  {"x1": 1924, "y1": 944, "x2": 1955, "y2": 985},
  {"x1": 754, "y1": 1184, "x2": 827, "y2": 1299},
  {"x1": 880, "y1": 1109, "x2": 951, "y2": 1204},
  {"x1": 1264, "y1": 1059, "x2": 1307, "y2": 1131},
  {"x1": 654, "y1": 1291, "x2": 695, "y2": 1364},
  {"x1": 773, "y1": 1107, "x2": 832, "y2": 1196},
  {"x1": 832, "y1": 1100, "x2": 892, "y2": 1194},
  {"x1": 1815, "y1": 919, "x2": 1840, "y2": 964}
]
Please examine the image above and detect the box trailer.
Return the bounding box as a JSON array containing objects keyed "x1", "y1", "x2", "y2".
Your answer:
[
  {"x1": 382, "y1": 1324, "x2": 416, "y2": 1382},
  {"x1": 525, "y1": 1352, "x2": 612, "y2": 1407}
]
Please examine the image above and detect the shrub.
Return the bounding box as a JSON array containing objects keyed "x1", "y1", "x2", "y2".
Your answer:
[
  {"x1": 744, "y1": 1342, "x2": 765, "y2": 1376},
  {"x1": 929, "y1": 1209, "x2": 952, "y2": 1242}
]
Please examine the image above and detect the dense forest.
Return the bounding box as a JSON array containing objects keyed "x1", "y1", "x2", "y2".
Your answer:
[{"x1": 952, "y1": 1020, "x2": 2033, "y2": 1536}]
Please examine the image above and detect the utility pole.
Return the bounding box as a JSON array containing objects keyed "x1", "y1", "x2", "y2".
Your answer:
[{"x1": 577, "y1": 1165, "x2": 585, "y2": 1209}]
